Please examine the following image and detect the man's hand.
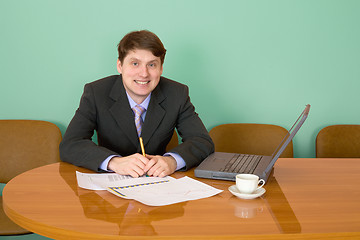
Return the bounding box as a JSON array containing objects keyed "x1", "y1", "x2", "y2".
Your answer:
[
  {"x1": 144, "y1": 155, "x2": 177, "y2": 177},
  {"x1": 108, "y1": 153, "x2": 150, "y2": 177}
]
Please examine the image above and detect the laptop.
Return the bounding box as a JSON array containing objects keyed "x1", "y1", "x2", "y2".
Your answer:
[{"x1": 195, "y1": 104, "x2": 310, "y2": 183}]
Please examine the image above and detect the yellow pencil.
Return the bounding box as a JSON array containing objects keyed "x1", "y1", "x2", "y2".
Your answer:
[
  {"x1": 139, "y1": 137, "x2": 149, "y2": 177},
  {"x1": 139, "y1": 137, "x2": 146, "y2": 157}
]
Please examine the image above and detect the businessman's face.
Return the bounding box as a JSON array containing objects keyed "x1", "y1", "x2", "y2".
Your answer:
[{"x1": 117, "y1": 49, "x2": 163, "y2": 104}]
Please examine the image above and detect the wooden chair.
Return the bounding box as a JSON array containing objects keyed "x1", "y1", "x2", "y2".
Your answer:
[
  {"x1": 316, "y1": 124, "x2": 360, "y2": 158},
  {"x1": 209, "y1": 123, "x2": 293, "y2": 158},
  {"x1": 0, "y1": 120, "x2": 62, "y2": 235}
]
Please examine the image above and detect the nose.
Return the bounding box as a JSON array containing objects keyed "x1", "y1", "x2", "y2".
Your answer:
[{"x1": 139, "y1": 65, "x2": 149, "y2": 78}]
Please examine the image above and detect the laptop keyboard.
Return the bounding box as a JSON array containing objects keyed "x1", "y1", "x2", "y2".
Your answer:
[{"x1": 220, "y1": 154, "x2": 263, "y2": 174}]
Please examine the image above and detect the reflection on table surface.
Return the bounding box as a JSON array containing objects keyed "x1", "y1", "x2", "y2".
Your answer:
[{"x1": 3, "y1": 158, "x2": 360, "y2": 239}]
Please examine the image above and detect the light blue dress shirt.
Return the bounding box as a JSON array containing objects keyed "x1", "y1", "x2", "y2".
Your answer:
[{"x1": 99, "y1": 92, "x2": 186, "y2": 172}]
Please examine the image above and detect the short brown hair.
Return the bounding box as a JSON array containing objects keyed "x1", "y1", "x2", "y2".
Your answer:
[{"x1": 117, "y1": 30, "x2": 167, "y2": 65}]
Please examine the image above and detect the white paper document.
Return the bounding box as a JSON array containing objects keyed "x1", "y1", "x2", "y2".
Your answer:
[
  {"x1": 107, "y1": 176, "x2": 223, "y2": 206},
  {"x1": 76, "y1": 171, "x2": 173, "y2": 190},
  {"x1": 76, "y1": 172, "x2": 223, "y2": 206}
]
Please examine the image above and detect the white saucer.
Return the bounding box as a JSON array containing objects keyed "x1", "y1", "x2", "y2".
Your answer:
[{"x1": 228, "y1": 185, "x2": 266, "y2": 200}]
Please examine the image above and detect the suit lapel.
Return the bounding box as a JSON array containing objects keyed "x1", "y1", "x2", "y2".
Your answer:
[
  {"x1": 108, "y1": 76, "x2": 139, "y2": 148},
  {"x1": 141, "y1": 84, "x2": 166, "y2": 147}
]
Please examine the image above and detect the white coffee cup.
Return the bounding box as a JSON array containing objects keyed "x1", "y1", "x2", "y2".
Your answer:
[{"x1": 236, "y1": 174, "x2": 265, "y2": 194}]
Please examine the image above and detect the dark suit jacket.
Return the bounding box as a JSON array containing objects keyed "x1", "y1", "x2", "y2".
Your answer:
[{"x1": 60, "y1": 75, "x2": 214, "y2": 172}]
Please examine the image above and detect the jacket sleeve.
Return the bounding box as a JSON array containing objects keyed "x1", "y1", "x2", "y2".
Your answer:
[
  {"x1": 170, "y1": 85, "x2": 214, "y2": 170},
  {"x1": 59, "y1": 83, "x2": 118, "y2": 172}
]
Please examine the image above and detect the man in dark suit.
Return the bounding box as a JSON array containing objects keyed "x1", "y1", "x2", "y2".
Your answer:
[{"x1": 60, "y1": 30, "x2": 214, "y2": 178}]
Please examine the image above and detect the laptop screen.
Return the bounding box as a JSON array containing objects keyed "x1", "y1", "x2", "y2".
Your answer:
[{"x1": 262, "y1": 104, "x2": 310, "y2": 177}]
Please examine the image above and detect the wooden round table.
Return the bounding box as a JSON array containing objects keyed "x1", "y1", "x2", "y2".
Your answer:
[{"x1": 3, "y1": 159, "x2": 360, "y2": 239}]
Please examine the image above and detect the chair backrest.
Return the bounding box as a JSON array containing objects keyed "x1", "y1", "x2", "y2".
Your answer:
[
  {"x1": 166, "y1": 130, "x2": 179, "y2": 152},
  {"x1": 209, "y1": 123, "x2": 293, "y2": 158},
  {"x1": 316, "y1": 124, "x2": 360, "y2": 158},
  {"x1": 0, "y1": 120, "x2": 62, "y2": 183}
]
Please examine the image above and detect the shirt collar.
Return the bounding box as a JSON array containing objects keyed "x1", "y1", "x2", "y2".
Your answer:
[{"x1": 126, "y1": 92, "x2": 151, "y2": 110}]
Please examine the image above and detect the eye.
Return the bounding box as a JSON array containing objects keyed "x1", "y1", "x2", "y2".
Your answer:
[
  {"x1": 132, "y1": 62, "x2": 138, "y2": 66},
  {"x1": 148, "y1": 63, "x2": 156, "y2": 68}
]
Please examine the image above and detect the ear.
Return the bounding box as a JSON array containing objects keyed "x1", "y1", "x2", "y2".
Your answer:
[
  {"x1": 116, "y1": 59, "x2": 122, "y2": 74},
  {"x1": 160, "y1": 64, "x2": 163, "y2": 75}
]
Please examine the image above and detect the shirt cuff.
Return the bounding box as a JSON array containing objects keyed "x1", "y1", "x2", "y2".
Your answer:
[
  {"x1": 164, "y1": 152, "x2": 186, "y2": 171},
  {"x1": 99, "y1": 155, "x2": 119, "y2": 172}
]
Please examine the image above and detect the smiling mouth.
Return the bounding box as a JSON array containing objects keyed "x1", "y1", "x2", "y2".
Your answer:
[{"x1": 135, "y1": 80, "x2": 150, "y2": 85}]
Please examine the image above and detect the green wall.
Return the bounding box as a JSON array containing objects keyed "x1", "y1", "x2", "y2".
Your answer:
[{"x1": 1, "y1": 0, "x2": 360, "y2": 158}]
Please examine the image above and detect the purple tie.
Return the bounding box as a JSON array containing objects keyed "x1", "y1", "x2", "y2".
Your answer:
[{"x1": 133, "y1": 105, "x2": 145, "y2": 137}]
